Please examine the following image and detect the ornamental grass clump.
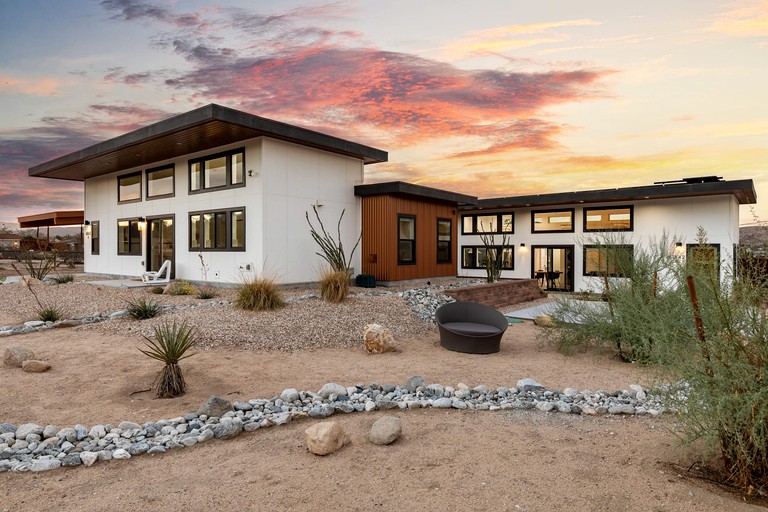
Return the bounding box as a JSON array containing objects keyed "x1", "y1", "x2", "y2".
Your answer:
[
  {"x1": 235, "y1": 276, "x2": 285, "y2": 311},
  {"x1": 51, "y1": 274, "x2": 75, "y2": 284},
  {"x1": 139, "y1": 320, "x2": 197, "y2": 398},
  {"x1": 125, "y1": 297, "x2": 161, "y2": 319},
  {"x1": 37, "y1": 304, "x2": 63, "y2": 322},
  {"x1": 319, "y1": 268, "x2": 350, "y2": 304}
]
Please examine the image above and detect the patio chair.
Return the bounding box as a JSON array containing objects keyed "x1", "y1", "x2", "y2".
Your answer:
[
  {"x1": 435, "y1": 301, "x2": 508, "y2": 354},
  {"x1": 142, "y1": 260, "x2": 172, "y2": 284}
]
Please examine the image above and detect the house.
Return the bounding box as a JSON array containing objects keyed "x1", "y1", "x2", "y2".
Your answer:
[
  {"x1": 29, "y1": 104, "x2": 386, "y2": 284},
  {"x1": 29, "y1": 104, "x2": 757, "y2": 290}
]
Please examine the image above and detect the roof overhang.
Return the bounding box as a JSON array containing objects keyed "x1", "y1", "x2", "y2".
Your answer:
[
  {"x1": 469, "y1": 179, "x2": 757, "y2": 210},
  {"x1": 355, "y1": 181, "x2": 478, "y2": 205},
  {"x1": 18, "y1": 210, "x2": 85, "y2": 228},
  {"x1": 29, "y1": 104, "x2": 388, "y2": 182}
]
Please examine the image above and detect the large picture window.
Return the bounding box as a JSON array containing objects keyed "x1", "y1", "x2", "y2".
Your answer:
[
  {"x1": 189, "y1": 148, "x2": 245, "y2": 193},
  {"x1": 189, "y1": 207, "x2": 245, "y2": 251},
  {"x1": 118, "y1": 172, "x2": 141, "y2": 203},
  {"x1": 462, "y1": 213, "x2": 513, "y2": 234},
  {"x1": 398, "y1": 215, "x2": 416, "y2": 265},
  {"x1": 583, "y1": 245, "x2": 634, "y2": 277},
  {"x1": 461, "y1": 246, "x2": 514, "y2": 270},
  {"x1": 584, "y1": 206, "x2": 633, "y2": 232},
  {"x1": 532, "y1": 209, "x2": 574, "y2": 233},
  {"x1": 117, "y1": 219, "x2": 141, "y2": 255},
  {"x1": 146, "y1": 165, "x2": 174, "y2": 199},
  {"x1": 437, "y1": 218, "x2": 452, "y2": 264}
]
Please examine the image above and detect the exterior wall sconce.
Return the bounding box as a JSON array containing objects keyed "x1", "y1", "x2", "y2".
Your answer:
[
  {"x1": 138, "y1": 217, "x2": 147, "y2": 231},
  {"x1": 248, "y1": 170, "x2": 253, "y2": 177},
  {"x1": 519, "y1": 243, "x2": 529, "y2": 254},
  {"x1": 674, "y1": 242, "x2": 685, "y2": 257}
]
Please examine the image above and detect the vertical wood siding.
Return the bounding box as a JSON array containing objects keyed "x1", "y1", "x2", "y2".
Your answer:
[{"x1": 361, "y1": 195, "x2": 457, "y2": 281}]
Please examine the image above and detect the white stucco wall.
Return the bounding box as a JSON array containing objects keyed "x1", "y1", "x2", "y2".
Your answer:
[
  {"x1": 457, "y1": 195, "x2": 742, "y2": 292},
  {"x1": 84, "y1": 136, "x2": 364, "y2": 285}
]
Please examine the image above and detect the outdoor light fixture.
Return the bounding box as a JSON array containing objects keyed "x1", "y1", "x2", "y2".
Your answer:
[
  {"x1": 248, "y1": 169, "x2": 253, "y2": 177},
  {"x1": 519, "y1": 243, "x2": 529, "y2": 254},
  {"x1": 674, "y1": 242, "x2": 685, "y2": 257},
  {"x1": 138, "y1": 217, "x2": 148, "y2": 231},
  {"x1": 84, "y1": 220, "x2": 90, "y2": 226}
]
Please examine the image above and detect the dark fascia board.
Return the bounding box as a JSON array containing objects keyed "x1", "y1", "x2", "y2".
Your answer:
[
  {"x1": 468, "y1": 179, "x2": 757, "y2": 209},
  {"x1": 29, "y1": 104, "x2": 387, "y2": 181},
  {"x1": 355, "y1": 181, "x2": 478, "y2": 205}
]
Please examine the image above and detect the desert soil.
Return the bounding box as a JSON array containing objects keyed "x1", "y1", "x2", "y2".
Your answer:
[{"x1": 0, "y1": 279, "x2": 765, "y2": 511}]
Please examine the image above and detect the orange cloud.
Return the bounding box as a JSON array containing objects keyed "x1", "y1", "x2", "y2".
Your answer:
[
  {"x1": 0, "y1": 75, "x2": 60, "y2": 96},
  {"x1": 707, "y1": 0, "x2": 768, "y2": 37}
]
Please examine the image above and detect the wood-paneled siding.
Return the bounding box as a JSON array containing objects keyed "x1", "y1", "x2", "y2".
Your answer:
[{"x1": 360, "y1": 195, "x2": 457, "y2": 281}]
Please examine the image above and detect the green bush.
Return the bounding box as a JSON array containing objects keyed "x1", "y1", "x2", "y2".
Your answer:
[
  {"x1": 319, "y1": 268, "x2": 350, "y2": 303},
  {"x1": 51, "y1": 274, "x2": 75, "y2": 284},
  {"x1": 151, "y1": 286, "x2": 165, "y2": 295},
  {"x1": 166, "y1": 280, "x2": 195, "y2": 296},
  {"x1": 235, "y1": 276, "x2": 285, "y2": 311},
  {"x1": 139, "y1": 320, "x2": 197, "y2": 398},
  {"x1": 126, "y1": 297, "x2": 161, "y2": 319}
]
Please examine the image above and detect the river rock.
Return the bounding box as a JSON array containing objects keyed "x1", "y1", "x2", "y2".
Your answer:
[
  {"x1": 280, "y1": 388, "x2": 300, "y2": 402},
  {"x1": 213, "y1": 418, "x2": 243, "y2": 439},
  {"x1": 369, "y1": 416, "x2": 402, "y2": 445},
  {"x1": 403, "y1": 376, "x2": 425, "y2": 393},
  {"x1": 80, "y1": 451, "x2": 98, "y2": 467},
  {"x1": 318, "y1": 383, "x2": 347, "y2": 399},
  {"x1": 15, "y1": 424, "x2": 43, "y2": 440},
  {"x1": 304, "y1": 422, "x2": 346, "y2": 456},
  {"x1": 3, "y1": 346, "x2": 35, "y2": 367},
  {"x1": 363, "y1": 323, "x2": 396, "y2": 354}
]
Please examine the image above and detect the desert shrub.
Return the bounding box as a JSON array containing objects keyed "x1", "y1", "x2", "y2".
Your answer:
[
  {"x1": 235, "y1": 276, "x2": 285, "y2": 311},
  {"x1": 37, "y1": 304, "x2": 63, "y2": 322},
  {"x1": 196, "y1": 287, "x2": 218, "y2": 300},
  {"x1": 166, "y1": 280, "x2": 195, "y2": 296},
  {"x1": 151, "y1": 286, "x2": 165, "y2": 295},
  {"x1": 126, "y1": 297, "x2": 161, "y2": 319},
  {"x1": 320, "y1": 268, "x2": 350, "y2": 303},
  {"x1": 23, "y1": 254, "x2": 54, "y2": 280},
  {"x1": 139, "y1": 320, "x2": 197, "y2": 398},
  {"x1": 51, "y1": 274, "x2": 75, "y2": 284}
]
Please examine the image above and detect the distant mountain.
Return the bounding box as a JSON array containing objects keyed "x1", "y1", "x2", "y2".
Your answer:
[{"x1": 741, "y1": 225, "x2": 768, "y2": 251}]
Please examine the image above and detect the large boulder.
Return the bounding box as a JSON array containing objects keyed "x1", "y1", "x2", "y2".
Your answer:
[
  {"x1": 369, "y1": 416, "x2": 402, "y2": 446},
  {"x1": 363, "y1": 324, "x2": 396, "y2": 354},
  {"x1": 304, "y1": 422, "x2": 346, "y2": 456},
  {"x1": 3, "y1": 346, "x2": 35, "y2": 367}
]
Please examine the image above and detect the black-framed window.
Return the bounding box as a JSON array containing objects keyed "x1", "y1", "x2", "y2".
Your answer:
[
  {"x1": 584, "y1": 205, "x2": 633, "y2": 232},
  {"x1": 532, "y1": 208, "x2": 574, "y2": 233},
  {"x1": 461, "y1": 245, "x2": 514, "y2": 270},
  {"x1": 146, "y1": 165, "x2": 175, "y2": 199},
  {"x1": 437, "y1": 218, "x2": 452, "y2": 264},
  {"x1": 189, "y1": 148, "x2": 245, "y2": 193},
  {"x1": 687, "y1": 243, "x2": 720, "y2": 278},
  {"x1": 583, "y1": 244, "x2": 634, "y2": 277},
  {"x1": 91, "y1": 221, "x2": 100, "y2": 255},
  {"x1": 118, "y1": 172, "x2": 141, "y2": 203},
  {"x1": 117, "y1": 219, "x2": 141, "y2": 255},
  {"x1": 398, "y1": 215, "x2": 416, "y2": 265},
  {"x1": 190, "y1": 207, "x2": 246, "y2": 251},
  {"x1": 462, "y1": 213, "x2": 513, "y2": 234}
]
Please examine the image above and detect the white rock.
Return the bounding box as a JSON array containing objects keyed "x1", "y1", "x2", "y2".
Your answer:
[
  {"x1": 112, "y1": 449, "x2": 131, "y2": 460},
  {"x1": 80, "y1": 452, "x2": 98, "y2": 467}
]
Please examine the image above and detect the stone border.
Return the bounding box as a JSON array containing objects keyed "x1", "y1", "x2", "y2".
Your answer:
[{"x1": 0, "y1": 376, "x2": 667, "y2": 473}]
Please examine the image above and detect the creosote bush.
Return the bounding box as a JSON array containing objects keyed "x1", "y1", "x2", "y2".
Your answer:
[
  {"x1": 235, "y1": 276, "x2": 285, "y2": 311},
  {"x1": 319, "y1": 268, "x2": 350, "y2": 304},
  {"x1": 125, "y1": 297, "x2": 161, "y2": 319},
  {"x1": 166, "y1": 280, "x2": 195, "y2": 296},
  {"x1": 139, "y1": 320, "x2": 197, "y2": 398}
]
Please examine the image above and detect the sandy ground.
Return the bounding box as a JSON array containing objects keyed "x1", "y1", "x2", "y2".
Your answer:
[{"x1": 0, "y1": 303, "x2": 765, "y2": 510}]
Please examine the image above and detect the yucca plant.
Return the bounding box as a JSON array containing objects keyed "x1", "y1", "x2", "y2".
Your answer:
[
  {"x1": 319, "y1": 268, "x2": 350, "y2": 303},
  {"x1": 139, "y1": 320, "x2": 197, "y2": 398},
  {"x1": 126, "y1": 297, "x2": 161, "y2": 319},
  {"x1": 37, "y1": 304, "x2": 63, "y2": 322},
  {"x1": 235, "y1": 276, "x2": 285, "y2": 311}
]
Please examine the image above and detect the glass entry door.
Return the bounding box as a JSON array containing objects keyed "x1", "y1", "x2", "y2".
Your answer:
[
  {"x1": 148, "y1": 216, "x2": 174, "y2": 278},
  {"x1": 532, "y1": 245, "x2": 574, "y2": 292}
]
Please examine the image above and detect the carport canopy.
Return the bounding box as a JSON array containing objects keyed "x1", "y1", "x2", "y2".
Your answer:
[{"x1": 17, "y1": 210, "x2": 84, "y2": 228}]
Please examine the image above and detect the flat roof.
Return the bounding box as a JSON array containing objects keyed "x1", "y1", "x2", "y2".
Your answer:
[
  {"x1": 18, "y1": 210, "x2": 85, "y2": 228},
  {"x1": 29, "y1": 104, "x2": 388, "y2": 182},
  {"x1": 355, "y1": 181, "x2": 478, "y2": 205},
  {"x1": 469, "y1": 178, "x2": 757, "y2": 209}
]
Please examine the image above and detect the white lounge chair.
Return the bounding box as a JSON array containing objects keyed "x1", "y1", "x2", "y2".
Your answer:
[{"x1": 142, "y1": 260, "x2": 172, "y2": 283}]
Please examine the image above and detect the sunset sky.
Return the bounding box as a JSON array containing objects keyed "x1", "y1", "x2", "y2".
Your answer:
[{"x1": 1, "y1": 0, "x2": 766, "y2": 225}]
